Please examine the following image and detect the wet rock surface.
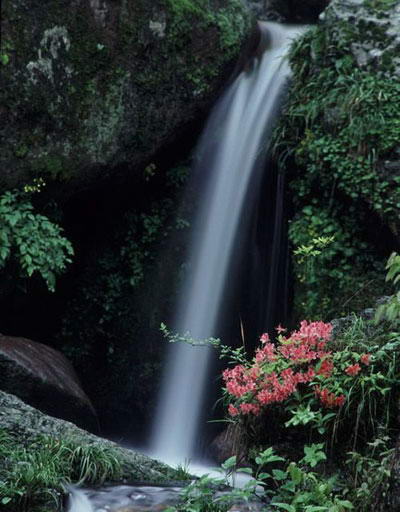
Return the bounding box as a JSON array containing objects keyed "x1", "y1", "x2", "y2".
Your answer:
[{"x1": 0, "y1": 334, "x2": 97, "y2": 431}]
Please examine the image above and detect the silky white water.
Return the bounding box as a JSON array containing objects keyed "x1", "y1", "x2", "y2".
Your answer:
[
  {"x1": 150, "y1": 23, "x2": 304, "y2": 465},
  {"x1": 67, "y1": 23, "x2": 304, "y2": 512},
  {"x1": 67, "y1": 486, "x2": 94, "y2": 512}
]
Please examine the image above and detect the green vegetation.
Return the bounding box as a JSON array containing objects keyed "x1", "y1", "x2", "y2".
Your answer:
[
  {"x1": 0, "y1": 431, "x2": 123, "y2": 511},
  {"x1": 288, "y1": 205, "x2": 388, "y2": 319},
  {"x1": 167, "y1": 433, "x2": 396, "y2": 512},
  {"x1": 0, "y1": 190, "x2": 73, "y2": 291},
  {"x1": 375, "y1": 252, "x2": 400, "y2": 324},
  {"x1": 161, "y1": 0, "x2": 251, "y2": 95},
  {"x1": 273, "y1": 1, "x2": 400, "y2": 319}
]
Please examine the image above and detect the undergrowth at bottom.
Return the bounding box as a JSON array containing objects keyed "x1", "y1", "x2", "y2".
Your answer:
[{"x1": 0, "y1": 431, "x2": 123, "y2": 511}]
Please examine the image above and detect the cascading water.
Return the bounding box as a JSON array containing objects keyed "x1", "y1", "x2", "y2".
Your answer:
[
  {"x1": 150, "y1": 23, "x2": 303, "y2": 465},
  {"x1": 67, "y1": 486, "x2": 94, "y2": 512},
  {"x1": 67, "y1": 22, "x2": 304, "y2": 512}
]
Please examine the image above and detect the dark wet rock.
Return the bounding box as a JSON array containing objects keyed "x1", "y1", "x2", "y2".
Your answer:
[
  {"x1": 209, "y1": 423, "x2": 248, "y2": 465},
  {"x1": 245, "y1": 0, "x2": 329, "y2": 22},
  {"x1": 0, "y1": 334, "x2": 97, "y2": 431},
  {"x1": 0, "y1": 0, "x2": 253, "y2": 194},
  {"x1": 0, "y1": 390, "x2": 177, "y2": 482}
]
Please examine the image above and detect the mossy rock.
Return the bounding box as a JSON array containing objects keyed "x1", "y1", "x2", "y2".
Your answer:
[
  {"x1": 0, "y1": 390, "x2": 183, "y2": 510},
  {"x1": 0, "y1": 0, "x2": 253, "y2": 192},
  {"x1": 0, "y1": 390, "x2": 179, "y2": 482},
  {"x1": 277, "y1": 0, "x2": 400, "y2": 232}
]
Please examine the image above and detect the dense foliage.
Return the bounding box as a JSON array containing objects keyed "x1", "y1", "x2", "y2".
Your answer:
[{"x1": 273, "y1": 0, "x2": 400, "y2": 319}]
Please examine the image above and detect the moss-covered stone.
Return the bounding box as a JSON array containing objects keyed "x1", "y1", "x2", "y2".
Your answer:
[
  {"x1": 0, "y1": 0, "x2": 253, "y2": 192},
  {"x1": 0, "y1": 390, "x2": 181, "y2": 510}
]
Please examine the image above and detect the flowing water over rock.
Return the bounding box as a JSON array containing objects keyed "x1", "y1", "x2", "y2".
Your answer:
[
  {"x1": 150, "y1": 22, "x2": 303, "y2": 465},
  {"x1": 67, "y1": 22, "x2": 305, "y2": 512}
]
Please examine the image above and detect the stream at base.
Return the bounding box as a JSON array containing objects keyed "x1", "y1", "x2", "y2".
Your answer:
[{"x1": 67, "y1": 482, "x2": 265, "y2": 512}]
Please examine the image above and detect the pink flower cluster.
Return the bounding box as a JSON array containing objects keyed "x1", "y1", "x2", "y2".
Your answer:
[
  {"x1": 345, "y1": 364, "x2": 361, "y2": 376},
  {"x1": 315, "y1": 386, "x2": 345, "y2": 408},
  {"x1": 223, "y1": 320, "x2": 377, "y2": 420},
  {"x1": 256, "y1": 367, "x2": 316, "y2": 406},
  {"x1": 223, "y1": 321, "x2": 336, "y2": 417}
]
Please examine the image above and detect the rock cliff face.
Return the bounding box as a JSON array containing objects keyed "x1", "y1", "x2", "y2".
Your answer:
[
  {"x1": 321, "y1": 0, "x2": 400, "y2": 78},
  {"x1": 0, "y1": 0, "x2": 253, "y2": 192}
]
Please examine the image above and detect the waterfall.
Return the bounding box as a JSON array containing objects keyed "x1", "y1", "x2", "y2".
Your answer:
[
  {"x1": 151, "y1": 23, "x2": 304, "y2": 465},
  {"x1": 66, "y1": 486, "x2": 94, "y2": 512}
]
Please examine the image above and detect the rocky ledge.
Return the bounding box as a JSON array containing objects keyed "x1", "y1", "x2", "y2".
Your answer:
[{"x1": 0, "y1": 390, "x2": 177, "y2": 483}]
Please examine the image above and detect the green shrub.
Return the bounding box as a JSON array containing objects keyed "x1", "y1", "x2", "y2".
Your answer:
[
  {"x1": 288, "y1": 205, "x2": 386, "y2": 319},
  {"x1": 0, "y1": 190, "x2": 73, "y2": 291},
  {"x1": 166, "y1": 446, "x2": 353, "y2": 512},
  {"x1": 273, "y1": 14, "x2": 400, "y2": 320},
  {"x1": 375, "y1": 252, "x2": 400, "y2": 324}
]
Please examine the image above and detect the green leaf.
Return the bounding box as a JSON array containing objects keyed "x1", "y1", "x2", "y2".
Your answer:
[
  {"x1": 272, "y1": 503, "x2": 296, "y2": 512},
  {"x1": 257, "y1": 472, "x2": 272, "y2": 480},
  {"x1": 221, "y1": 456, "x2": 237, "y2": 470},
  {"x1": 272, "y1": 469, "x2": 288, "y2": 481},
  {"x1": 236, "y1": 467, "x2": 253, "y2": 474},
  {"x1": 288, "y1": 463, "x2": 303, "y2": 484}
]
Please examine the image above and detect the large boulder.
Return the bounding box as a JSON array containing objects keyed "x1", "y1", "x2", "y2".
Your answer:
[
  {"x1": 0, "y1": 0, "x2": 253, "y2": 193},
  {"x1": 0, "y1": 334, "x2": 97, "y2": 431}
]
